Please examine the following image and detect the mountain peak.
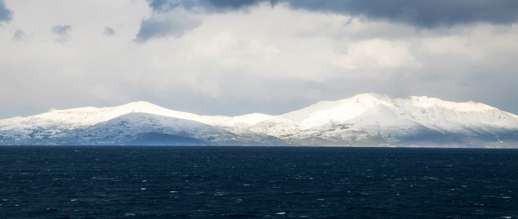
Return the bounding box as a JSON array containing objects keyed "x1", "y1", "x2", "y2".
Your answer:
[
  {"x1": 118, "y1": 101, "x2": 164, "y2": 111},
  {"x1": 280, "y1": 93, "x2": 394, "y2": 128},
  {"x1": 351, "y1": 93, "x2": 388, "y2": 100},
  {"x1": 348, "y1": 93, "x2": 392, "y2": 106}
]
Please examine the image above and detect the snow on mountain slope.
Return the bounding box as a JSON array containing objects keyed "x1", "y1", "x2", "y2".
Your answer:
[
  {"x1": 272, "y1": 93, "x2": 518, "y2": 131},
  {"x1": 74, "y1": 113, "x2": 238, "y2": 145},
  {"x1": 0, "y1": 101, "x2": 192, "y2": 130},
  {"x1": 248, "y1": 93, "x2": 518, "y2": 145},
  {"x1": 0, "y1": 93, "x2": 517, "y2": 146},
  {"x1": 279, "y1": 93, "x2": 395, "y2": 129},
  {"x1": 400, "y1": 96, "x2": 517, "y2": 132},
  {"x1": 0, "y1": 101, "x2": 273, "y2": 131}
]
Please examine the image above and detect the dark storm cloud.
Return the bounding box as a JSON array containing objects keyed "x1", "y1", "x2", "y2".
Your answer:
[
  {"x1": 286, "y1": 0, "x2": 518, "y2": 27},
  {"x1": 146, "y1": 0, "x2": 518, "y2": 27},
  {"x1": 0, "y1": 0, "x2": 12, "y2": 23}
]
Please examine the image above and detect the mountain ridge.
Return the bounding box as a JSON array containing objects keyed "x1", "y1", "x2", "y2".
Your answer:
[{"x1": 1, "y1": 93, "x2": 517, "y2": 147}]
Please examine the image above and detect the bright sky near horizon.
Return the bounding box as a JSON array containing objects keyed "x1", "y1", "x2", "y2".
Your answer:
[{"x1": 1, "y1": 0, "x2": 518, "y2": 118}]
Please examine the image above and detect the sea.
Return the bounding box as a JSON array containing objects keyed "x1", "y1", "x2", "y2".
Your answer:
[{"x1": 0, "y1": 146, "x2": 517, "y2": 218}]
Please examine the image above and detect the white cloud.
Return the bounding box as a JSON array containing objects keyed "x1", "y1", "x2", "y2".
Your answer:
[
  {"x1": 334, "y1": 38, "x2": 418, "y2": 72},
  {"x1": 0, "y1": 1, "x2": 517, "y2": 117}
]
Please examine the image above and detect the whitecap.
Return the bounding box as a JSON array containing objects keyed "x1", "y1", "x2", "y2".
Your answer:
[{"x1": 124, "y1": 212, "x2": 136, "y2": 217}]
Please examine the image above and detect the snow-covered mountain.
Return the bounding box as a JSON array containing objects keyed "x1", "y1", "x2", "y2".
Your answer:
[
  {"x1": 252, "y1": 94, "x2": 518, "y2": 147},
  {"x1": 0, "y1": 101, "x2": 277, "y2": 145},
  {"x1": 1, "y1": 94, "x2": 517, "y2": 147}
]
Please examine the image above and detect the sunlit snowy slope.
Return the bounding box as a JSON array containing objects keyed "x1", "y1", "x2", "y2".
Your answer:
[{"x1": 1, "y1": 94, "x2": 517, "y2": 147}]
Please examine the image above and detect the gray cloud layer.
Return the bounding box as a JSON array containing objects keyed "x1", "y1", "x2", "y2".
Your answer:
[
  {"x1": 1, "y1": 1, "x2": 518, "y2": 118},
  {"x1": 147, "y1": 0, "x2": 518, "y2": 26},
  {"x1": 139, "y1": 0, "x2": 518, "y2": 41},
  {"x1": 0, "y1": 0, "x2": 12, "y2": 23},
  {"x1": 287, "y1": 0, "x2": 518, "y2": 27},
  {"x1": 148, "y1": 0, "x2": 267, "y2": 12}
]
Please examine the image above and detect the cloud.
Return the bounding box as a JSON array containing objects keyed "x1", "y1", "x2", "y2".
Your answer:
[
  {"x1": 52, "y1": 24, "x2": 72, "y2": 42},
  {"x1": 147, "y1": 0, "x2": 269, "y2": 12},
  {"x1": 52, "y1": 24, "x2": 72, "y2": 35},
  {"x1": 1, "y1": 1, "x2": 518, "y2": 118},
  {"x1": 285, "y1": 0, "x2": 518, "y2": 27},
  {"x1": 104, "y1": 26, "x2": 115, "y2": 36},
  {"x1": 136, "y1": 7, "x2": 201, "y2": 41},
  {"x1": 0, "y1": 0, "x2": 11, "y2": 23},
  {"x1": 137, "y1": 0, "x2": 274, "y2": 41},
  {"x1": 12, "y1": 29, "x2": 24, "y2": 40},
  {"x1": 146, "y1": 0, "x2": 518, "y2": 27}
]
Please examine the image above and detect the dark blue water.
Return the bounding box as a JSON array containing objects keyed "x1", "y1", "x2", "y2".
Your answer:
[{"x1": 0, "y1": 146, "x2": 517, "y2": 218}]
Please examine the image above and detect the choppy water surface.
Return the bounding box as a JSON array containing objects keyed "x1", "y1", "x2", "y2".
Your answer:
[{"x1": 0, "y1": 146, "x2": 517, "y2": 218}]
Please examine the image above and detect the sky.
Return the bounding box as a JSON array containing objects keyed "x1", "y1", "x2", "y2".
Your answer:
[{"x1": 0, "y1": 0, "x2": 518, "y2": 118}]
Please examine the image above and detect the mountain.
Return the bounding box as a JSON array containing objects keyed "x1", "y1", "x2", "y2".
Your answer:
[
  {"x1": 252, "y1": 94, "x2": 518, "y2": 147},
  {"x1": 1, "y1": 94, "x2": 517, "y2": 147},
  {"x1": 0, "y1": 101, "x2": 278, "y2": 145}
]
